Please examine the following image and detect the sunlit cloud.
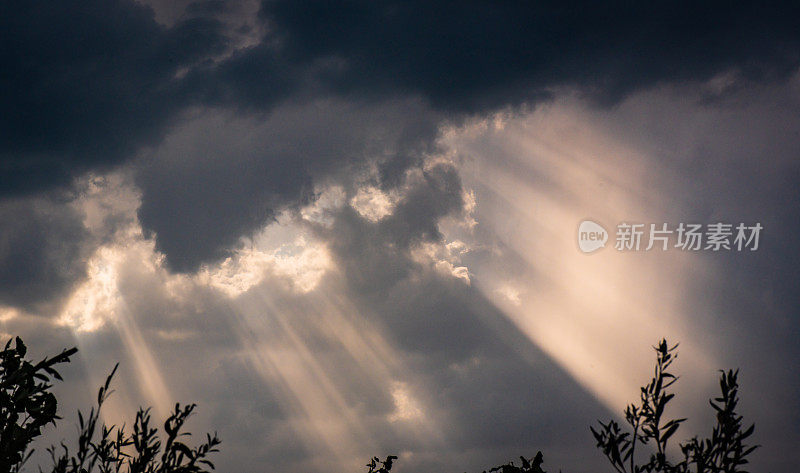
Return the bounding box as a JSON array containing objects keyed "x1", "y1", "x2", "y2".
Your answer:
[
  {"x1": 388, "y1": 381, "x2": 424, "y2": 423},
  {"x1": 350, "y1": 186, "x2": 397, "y2": 222},
  {"x1": 412, "y1": 241, "x2": 472, "y2": 285},
  {"x1": 200, "y1": 224, "x2": 333, "y2": 297},
  {"x1": 59, "y1": 246, "x2": 124, "y2": 332}
]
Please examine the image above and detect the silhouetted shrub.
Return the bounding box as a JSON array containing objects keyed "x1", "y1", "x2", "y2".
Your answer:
[
  {"x1": 4, "y1": 335, "x2": 757, "y2": 473},
  {"x1": 366, "y1": 455, "x2": 397, "y2": 473},
  {"x1": 0, "y1": 337, "x2": 76, "y2": 471},
  {"x1": 591, "y1": 339, "x2": 758, "y2": 473},
  {"x1": 483, "y1": 452, "x2": 546, "y2": 473},
  {"x1": 0, "y1": 338, "x2": 220, "y2": 473},
  {"x1": 364, "y1": 451, "x2": 547, "y2": 473}
]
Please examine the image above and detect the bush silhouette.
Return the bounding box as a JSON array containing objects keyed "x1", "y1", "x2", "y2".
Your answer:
[
  {"x1": 2, "y1": 336, "x2": 757, "y2": 473},
  {"x1": 591, "y1": 339, "x2": 758, "y2": 473},
  {"x1": 1, "y1": 337, "x2": 77, "y2": 470},
  {"x1": 366, "y1": 455, "x2": 398, "y2": 473},
  {"x1": 365, "y1": 452, "x2": 547, "y2": 473},
  {"x1": 0, "y1": 338, "x2": 220, "y2": 473},
  {"x1": 482, "y1": 452, "x2": 546, "y2": 473}
]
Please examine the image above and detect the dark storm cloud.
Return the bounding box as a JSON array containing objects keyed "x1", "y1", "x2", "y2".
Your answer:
[
  {"x1": 258, "y1": 0, "x2": 800, "y2": 111},
  {"x1": 5, "y1": 0, "x2": 800, "y2": 196},
  {"x1": 0, "y1": 0, "x2": 228, "y2": 196},
  {"x1": 3, "y1": 0, "x2": 800, "y2": 272}
]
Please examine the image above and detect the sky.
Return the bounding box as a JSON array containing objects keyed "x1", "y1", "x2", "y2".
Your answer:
[{"x1": 1, "y1": 1, "x2": 799, "y2": 472}]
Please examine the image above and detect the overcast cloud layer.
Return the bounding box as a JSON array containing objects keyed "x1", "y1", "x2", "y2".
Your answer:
[{"x1": 1, "y1": 2, "x2": 799, "y2": 473}]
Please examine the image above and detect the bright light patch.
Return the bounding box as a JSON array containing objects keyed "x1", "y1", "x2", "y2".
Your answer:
[
  {"x1": 460, "y1": 188, "x2": 478, "y2": 229},
  {"x1": 0, "y1": 306, "x2": 20, "y2": 322},
  {"x1": 350, "y1": 186, "x2": 396, "y2": 222},
  {"x1": 59, "y1": 246, "x2": 123, "y2": 332},
  {"x1": 434, "y1": 260, "x2": 471, "y2": 284},
  {"x1": 202, "y1": 231, "x2": 332, "y2": 297},
  {"x1": 412, "y1": 241, "x2": 472, "y2": 284},
  {"x1": 495, "y1": 285, "x2": 522, "y2": 306},
  {"x1": 388, "y1": 381, "x2": 424, "y2": 422}
]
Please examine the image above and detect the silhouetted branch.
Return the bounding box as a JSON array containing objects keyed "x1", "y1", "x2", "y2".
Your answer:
[{"x1": 592, "y1": 339, "x2": 758, "y2": 473}]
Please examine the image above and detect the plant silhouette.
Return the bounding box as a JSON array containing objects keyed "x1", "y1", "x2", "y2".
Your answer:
[
  {"x1": 364, "y1": 452, "x2": 547, "y2": 473},
  {"x1": 482, "y1": 452, "x2": 547, "y2": 473},
  {"x1": 0, "y1": 338, "x2": 220, "y2": 473},
  {"x1": 366, "y1": 455, "x2": 397, "y2": 473},
  {"x1": 1, "y1": 337, "x2": 77, "y2": 471},
  {"x1": 591, "y1": 339, "x2": 758, "y2": 473},
  {"x1": 2, "y1": 336, "x2": 758, "y2": 473}
]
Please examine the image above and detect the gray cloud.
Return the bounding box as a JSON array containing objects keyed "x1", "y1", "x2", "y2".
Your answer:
[
  {"x1": 135, "y1": 98, "x2": 442, "y2": 272},
  {"x1": 3, "y1": 0, "x2": 799, "y2": 275},
  {"x1": 0, "y1": 194, "x2": 89, "y2": 312}
]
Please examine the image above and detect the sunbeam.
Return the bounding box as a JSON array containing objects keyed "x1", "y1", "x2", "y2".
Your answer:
[
  {"x1": 441, "y1": 101, "x2": 719, "y2": 415},
  {"x1": 220, "y1": 258, "x2": 445, "y2": 471}
]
